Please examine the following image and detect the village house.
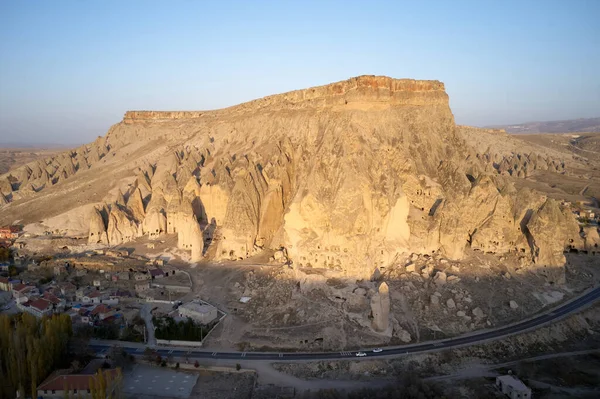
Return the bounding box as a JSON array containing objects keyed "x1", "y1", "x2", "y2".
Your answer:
[
  {"x1": 12, "y1": 283, "x2": 39, "y2": 303},
  {"x1": 37, "y1": 367, "x2": 121, "y2": 399},
  {"x1": 75, "y1": 287, "x2": 90, "y2": 301},
  {"x1": 53, "y1": 264, "x2": 68, "y2": 276},
  {"x1": 133, "y1": 272, "x2": 151, "y2": 281},
  {"x1": 57, "y1": 281, "x2": 77, "y2": 300},
  {"x1": 91, "y1": 304, "x2": 116, "y2": 321},
  {"x1": 13, "y1": 253, "x2": 25, "y2": 266},
  {"x1": 78, "y1": 307, "x2": 92, "y2": 324},
  {"x1": 149, "y1": 268, "x2": 165, "y2": 279},
  {"x1": 135, "y1": 282, "x2": 150, "y2": 292},
  {"x1": 93, "y1": 279, "x2": 102, "y2": 287},
  {"x1": 0, "y1": 226, "x2": 21, "y2": 239},
  {"x1": 496, "y1": 375, "x2": 531, "y2": 399},
  {"x1": 118, "y1": 271, "x2": 130, "y2": 280},
  {"x1": 43, "y1": 292, "x2": 66, "y2": 311},
  {"x1": 82, "y1": 290, "x2": 106, "y2": 304},
  {"x1": 8, "y1": 279, "x2": 21, "y2": 290},
  {"x1": 106, "y1": 249, "x2": 128, "y2": 257},
  {"x1": 12, "y1": 240, "x2": 26, "y2": 249},
  {"x1": 19, "y1": 297, "x2": 54, "y2": 318},
  {"x1": 0, "y1": 262, "x2": 9, "y2": 272},
  {"x1": 0, "y1": 276, "x2": 9, "y2": 291},
  {"x1": 178, "y1": 300, "x2": 218, "y2": 324},
  {"x1": 110, "y1": 290, "x2": 132, "y2": 300}
]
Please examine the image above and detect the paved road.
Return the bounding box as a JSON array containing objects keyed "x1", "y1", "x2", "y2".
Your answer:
[
  {"x1": 90, "y1": 287, "x2": 600, "y2": 362},
  {"x1": 139, "y1": 303, "x2": 156, "y2": 346}
]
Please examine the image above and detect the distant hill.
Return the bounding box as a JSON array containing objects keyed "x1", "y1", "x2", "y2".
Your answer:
[{"x1": 487, "y1": 117, "x2": 600, "y2": 134}]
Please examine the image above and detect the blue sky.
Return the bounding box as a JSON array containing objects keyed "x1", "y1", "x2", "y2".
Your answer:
[{"x1": 0, "y1": 0, "x2": 599, "y2": 145}]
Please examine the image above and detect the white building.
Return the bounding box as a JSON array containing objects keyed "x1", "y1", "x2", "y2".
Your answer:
[
  {"x1": 178, "y1": 300, "x2": 218, "y2": 324},
  {"x1": 496, "y1": 375, "x2": 531, "y2": 399}
]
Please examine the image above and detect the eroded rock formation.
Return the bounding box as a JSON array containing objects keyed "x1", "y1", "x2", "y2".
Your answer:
[
  {"x1": 371, "y1": 282, "x2": 390, "y2": 332},
  {"x1": 0, "y1": 76, "x2": 586, "y2": 276}
]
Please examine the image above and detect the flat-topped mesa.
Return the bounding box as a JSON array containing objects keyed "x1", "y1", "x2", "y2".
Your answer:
[{"x1": 123, "y1": 75, "x2": 448, "y2": 123}]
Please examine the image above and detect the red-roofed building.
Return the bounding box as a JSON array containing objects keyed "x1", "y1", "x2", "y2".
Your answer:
[
  {"x1": 12, "y1": 283, "x2": 38, "y2": 303},
  {"x1": 43, "y1": 292, "x2": 66, "y2": 310},
  {"x1": 37, "y1": 368, "x2": 121, "y2": 399},
  {"x1": 20, "y1": 297, "x2": 53, "y2": 318},
  {"x1": 83, "y1": 290, "x2": 106, "y2": 304},
  {"x1": 90, "y1": 304, "x2": 115, "y2": 321}
]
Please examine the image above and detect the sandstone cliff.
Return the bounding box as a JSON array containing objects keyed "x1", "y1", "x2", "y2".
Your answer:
[{"x1": 0, "y1": 76, "x2": 584, "y2": 278}]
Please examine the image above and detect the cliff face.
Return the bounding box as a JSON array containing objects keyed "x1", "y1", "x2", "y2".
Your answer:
[
  {"x1": 122, "y1": 76, "x2": 447, "y2": 123},
  {"x1": 0, "y1": 76, "x2": 582, "y2": 281}
]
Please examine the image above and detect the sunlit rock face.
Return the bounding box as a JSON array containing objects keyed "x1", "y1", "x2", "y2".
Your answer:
[
  {"x1": 371, "y1": 282, "x2": 390, "y2": 332},
  {"x1": 0, "y1": 76, "x2": 581, "y2": 278}
]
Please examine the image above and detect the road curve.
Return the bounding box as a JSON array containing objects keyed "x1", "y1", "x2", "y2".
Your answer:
[{"x1": 90, "y1": 286, "x2": 600, "y2": 362}]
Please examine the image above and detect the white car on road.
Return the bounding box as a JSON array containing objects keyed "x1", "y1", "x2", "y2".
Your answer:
[
  {"x1": 355, "y1": 352, "x2": 367, "y2": 357},
  {"x1": 372, "y1": 348, "x2": 383, "y2": 353}
]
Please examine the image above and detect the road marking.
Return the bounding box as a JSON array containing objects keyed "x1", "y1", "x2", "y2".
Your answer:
[
  {"x1": 168, "y1": 350, "x2": 173, "y2": 354},
  {"x1": 433, "y1": 342, "x2": 445, "y2": 347},
  {"x1": 340, "y1": 351, "x2": 353, "y2": 356},
  {"x1": 242, "y1": 352, "x2": 247, "y2": 357},
  {"x1": 212, "y1": 352, "x2": 217, "y2": 356},
  {"x1": 136, "y1": 348, "x2": 143, "y2": 352},
  {"x1": 186, "y1": 351, "x2": 192, "y2": 355},
  {"x1": 279, "y1": 353, "x2": 283, "y2": 358}
]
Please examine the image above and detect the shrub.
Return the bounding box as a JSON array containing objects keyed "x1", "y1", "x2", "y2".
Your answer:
[
  {"x1": 236, "y1": 363, "x2": 241, "y2": 371},
  {"x1": 194, "y1": 360, "x2": 199, "y2": 368},
  {"x1": 175, "y1": 362, "x2": 180, "y2": 369}
]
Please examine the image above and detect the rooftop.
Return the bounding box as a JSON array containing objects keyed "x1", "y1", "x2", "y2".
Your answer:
[
  {"x1": 497, "y1": 375, "x2": 530, "y2": 391},
  {"x1": 149, "y1": 268, "x2": 164, "y2": 277},
  {"x1": 180, "y1": 301, "x2": 217, "y2": 314},
  {"x1": 38, "y1": 369, "x2": 120, "y2": 391},
  {"x1": 29, "y1": 298, "x2": 52, "y2": 312},
  {"x1": 91, "y1": 304, "x2": 111, "y2": 315}
]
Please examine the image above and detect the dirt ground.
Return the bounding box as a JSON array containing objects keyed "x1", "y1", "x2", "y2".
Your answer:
[{"x1": 189, "y1": 370, "x2": 256, "y2": 399}]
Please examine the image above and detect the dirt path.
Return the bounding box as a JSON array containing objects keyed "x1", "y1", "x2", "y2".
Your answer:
[
  {"x1": 425, "y1": 349, "x2": 600, "y2": 382},
  {"x1": 248, "y1": 361, "x2": 390, "y2": 393}
]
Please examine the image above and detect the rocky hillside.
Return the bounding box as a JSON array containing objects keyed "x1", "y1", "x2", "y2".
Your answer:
[{"x1": 0, "y1": 76, "x2": 589, "y2": 280}]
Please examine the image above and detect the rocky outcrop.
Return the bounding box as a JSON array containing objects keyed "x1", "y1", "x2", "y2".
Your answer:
[
  {"x1": 88, "y1": 206, "x2": 108, "y2": 244},
  {"x1": 106, "y1": 205, "x2": 139, "y2": 245},
  {"x1": 583, "y1": 226, "x2": 600, "y2": 253},
  {"x1": 0, "y1": 138, "x2": 109, "y2": 203},
  {"x1": 0, "y1": 75, "x2": 585, "y2": 281},
  {"x1": 143, "y1": 191, "x2": 167, "y2": 239},
  {"x1": 123, "y1": 77, "x2": 447, "y2": 123},
  {"x1": 127, "y1": 188, "x2": 146, "y2": 223},
  {"x1": 526, "y1": 199, "x2": 582, "y2": 284},
  {"x1": 370, "y1": 282, "x2": 390, "y2": 332}
]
